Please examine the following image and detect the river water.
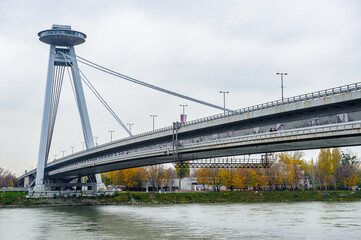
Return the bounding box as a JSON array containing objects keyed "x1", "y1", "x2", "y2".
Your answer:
[{"x1": 0, "y1": 202, "x2": 360, "y2": 239}]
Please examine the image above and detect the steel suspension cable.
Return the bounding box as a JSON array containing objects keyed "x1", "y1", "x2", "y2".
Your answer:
[
  {"x1": 78, "y1": 68, "x2": 133, "y2": 137},
  {"x1": 60, "y1": 52, "x2": 133, "y2": 137},
  {"x1": 75, "y1": 55, "x2": 233, "y2": 112}
]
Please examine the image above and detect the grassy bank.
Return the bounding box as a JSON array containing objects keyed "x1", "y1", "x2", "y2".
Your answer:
[{"x1": 1, "y1": 190, "x2": 361, "y2": 208}]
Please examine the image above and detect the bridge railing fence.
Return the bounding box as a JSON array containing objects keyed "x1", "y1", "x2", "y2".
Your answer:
[
  {"x1": 178, "y1": 82, "x2": 361, "y2": 128},
  {"x1": 186, "y1": 120, "x2": 361, "y2": 149}
]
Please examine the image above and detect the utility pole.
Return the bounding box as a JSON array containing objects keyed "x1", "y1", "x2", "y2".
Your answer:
[{"x1": 276, "y1": 72, "x2": 288, "y2": 102}]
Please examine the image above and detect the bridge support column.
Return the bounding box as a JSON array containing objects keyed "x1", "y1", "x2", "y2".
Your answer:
[{"x1": 34, "y1": 44, "x2": 56, "y2": 192}]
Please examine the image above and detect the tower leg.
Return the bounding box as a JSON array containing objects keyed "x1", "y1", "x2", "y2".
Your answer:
[
  {"x1": 68, "y1": 46, "x2": 105, "y2": 190},
  {"x1": 34, "y1": 45, "x2": 56, "y2": 191}
]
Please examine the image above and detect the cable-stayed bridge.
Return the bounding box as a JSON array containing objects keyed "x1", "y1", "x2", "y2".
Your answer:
[{"x1": 17, "y1": 25, "x2": 361, "y2": 191}]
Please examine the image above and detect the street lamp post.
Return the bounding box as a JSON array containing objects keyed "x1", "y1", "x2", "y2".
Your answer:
[
  {"x1": 94, "y1": 136, "x2": 99, "y2": 146},
  {"x1": 179, "y1": 104, "x2": 188, "y2": 123},
  {"x1": 150, "y1": 115, "x2": 158, "y2": 131},
  {"x1": 61, "y1": 150, "x2": 66, "y2": 157},
  {"x1": 70, "y1": 146, "x2": 75, "y2": 154},
  {"x1": 108, "y1": 130, "x2": 115, "y2": 142},
  {"x1": 81, "y1": 141, "x2": 85, "y2": 151},
  {"x1": 53, "y1": 154, "x2": 57, "y2": 160},
  {"x1": 127, "y1": 123, "x2": 134, "y2": 134},
  {"x1": 276, "y1": 72, "x2": 288, "y2": 102},
  {"x1": 219, "y1": 91, "x2": 229, "y2": 114}
]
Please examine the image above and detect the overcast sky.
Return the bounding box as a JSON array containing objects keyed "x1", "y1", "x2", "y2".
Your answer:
[{"x1": 1, "y1": 0, "x2": 361, "y2": 176}]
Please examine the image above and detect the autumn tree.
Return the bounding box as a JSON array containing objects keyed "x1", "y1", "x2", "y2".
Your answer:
[
  {"x1": 121, "y1": 168, "x2": 147, "y2": 190},
  {"x1": 0, "y1": 167, "x2": 17, "y2": 187},
  {"x1": 147, "y1": 165, "x2": 166, "y2": 191},
  {"x1": 246, "y1": 169, "x2": 260, "y2": 190},
  {"x1": 317, "y1": 149, "x2": 333, "y2": 190},
  {"x1": 305, "y1": 159, "x2": 319, "y2": 189},
  {"x1": 258, "y1": 169, "x2": 269, "y2": 190},
  {"x1": 196, "y1": 168, "x2": 210, "y2": 190},
  {"x1": 336, "y1": 165, "x2": 359, "y2": 189},
  {"x1": 334, "y1": 149, "x2": 360, "y2": 189},
  {"x1": 208, "y1": 168, "x2": 222, "y2": 191},
  {"x1": 101, "y1": 171, "x2": 117, "y2": 186},
  {"x1": 233, "y1": 169, "x2": 247, "y2": 191},
  {"x1": 266, "y1": 163, "x2": 283, "y2": 190},
  {"x1": 219, "y1": 168, "x2": 237, "y2": 191},
  {"x1": 163, "y1": 168, "x2": 177, "y2": 191}
]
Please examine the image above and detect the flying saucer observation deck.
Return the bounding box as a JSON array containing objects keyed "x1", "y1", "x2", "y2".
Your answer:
[{"x1": 38, "y1": 27, "x2": 86, "y2": 46}]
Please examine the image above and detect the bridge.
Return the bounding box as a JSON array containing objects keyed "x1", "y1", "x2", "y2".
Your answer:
[
  {"x1": 17, "y1": 24, "x2": 361, "y2": 191},
  {"x1": 19, "y1": 80, "x2": 361, "y2": 187}
]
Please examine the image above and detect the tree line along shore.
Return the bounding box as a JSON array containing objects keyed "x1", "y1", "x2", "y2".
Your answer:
[
  {"x1": 1, "y1": 190, "x2": 361, "y2": 208},
  {"x1": 101, "y1": 149, "x2": 360, "y2": 192}
]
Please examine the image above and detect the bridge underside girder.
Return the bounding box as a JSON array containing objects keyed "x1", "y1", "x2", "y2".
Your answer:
[{"x1": 46, "y1": 132, "x2": 361, "y2": 180}]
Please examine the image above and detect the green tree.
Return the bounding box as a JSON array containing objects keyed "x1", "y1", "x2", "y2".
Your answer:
[
  {"x1": 175, "y1": 164, "x2": 190, "y2": 179},
  {"x1": 341, "y1": 149, "x2": 359, "y2": 166}
]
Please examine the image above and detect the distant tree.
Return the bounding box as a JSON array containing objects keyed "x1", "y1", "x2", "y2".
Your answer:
[
  {"x1": 306, "y1": 159, "x2": 319, "y2": 189},
  {"x1": 266, "y1": 163, "x2": 283, "y2": 190},
  {"x1": 278, "y1": 153, "x2": 296, "y2": 190},
  {"x1": 121, "y1": 168, "x2": 147, "y2": 190},
  {"x1": 233, "y1": 169, "x2": 247, "y2": 191},
  {"x1": 196, "y1": 168, "x2": 210, "y2": 190},
  {"x1": 341, "y1": 149, "x2": 359, "y2": 166},
  {"x1": 0, "y1": 167, "x2": 17, "y2": 188},
  {"x1": 208, "y1": 169, "x2": 222, "y2": 192},
  {"x1": 246, "y1": 169, "x2": 260, "y2": 190},
  {"x1": 175, "y1": 164, "x2": 190, "y2": 179},
  {"x1": 331, "y1": 148, "x2": 342, "y2": 171},
  {"x1": 258, "y1": 170, "x2": 269, "y2": 190},
  {"x1": 317, "y1": 149, "x2": 333, "y2": 190},
  {"x1": 147, "y1": 165, "x2": 166, "y2": 191},
  {"x1": 219, "y1": 168, "x2": 236, "y2": 191},
  {"x1": 163, "y1": 168, "x2": 177, "y2": 191},
  {"x1": 336, "y1": 165, "x2": 359, "y2": 189}
]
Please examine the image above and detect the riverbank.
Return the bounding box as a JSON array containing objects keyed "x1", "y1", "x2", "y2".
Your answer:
[{"x1": 1, "y1": 190, "x2": 361, "y2": 208}]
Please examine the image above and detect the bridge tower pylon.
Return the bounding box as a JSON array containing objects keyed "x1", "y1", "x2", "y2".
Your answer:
[{"x1": 34, "y1": 24, "x2": 103, "y2": 191}]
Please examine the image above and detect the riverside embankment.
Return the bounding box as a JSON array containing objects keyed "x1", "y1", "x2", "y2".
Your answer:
[{"x1": 1, "y1": 190, "x2": 361, "y2": 208}]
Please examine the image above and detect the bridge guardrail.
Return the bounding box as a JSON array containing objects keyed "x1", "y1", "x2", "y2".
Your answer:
[
  {"x1": 131, "y1": 82, "x2": 361, "y2": 139},
  {"x1": 73, "y1": 82, "x2": 361, "y2": 153},
  {"x1": 185, "y1": 120, "x2": 361, "y2": 149}
]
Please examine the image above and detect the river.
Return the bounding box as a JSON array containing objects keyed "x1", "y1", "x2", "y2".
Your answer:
[{"x1": 0, "y1": 202, "x2": 360, "y2": 239}]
